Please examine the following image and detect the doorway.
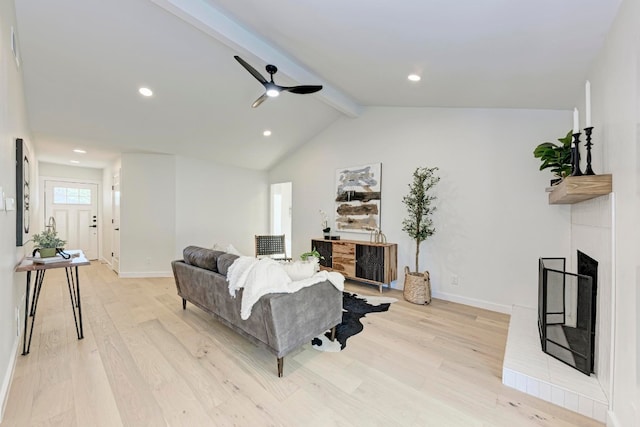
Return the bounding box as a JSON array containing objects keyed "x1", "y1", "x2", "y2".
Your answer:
[
  {"x1": 270, "y1": 182, "x2": 292, "y2": 257},
  {"x1": 44, "y1": 180, "x2": 99, "y2": 260},
  {"x1": 111, "y1": 171, "x2": 120, "y2": 274}
]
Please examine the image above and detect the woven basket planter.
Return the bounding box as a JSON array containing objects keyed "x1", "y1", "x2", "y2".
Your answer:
[{"x1": 403, "y1": 266, "x2": 431, "y2": 305}]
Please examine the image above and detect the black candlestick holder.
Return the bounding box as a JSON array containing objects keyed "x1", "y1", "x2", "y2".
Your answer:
[
  {"x1": 571, "y1": 132, "x2": 583, "y2": 176},
  {"x1": 584, "y1": 126, "x2": 595, "y2": 175}
]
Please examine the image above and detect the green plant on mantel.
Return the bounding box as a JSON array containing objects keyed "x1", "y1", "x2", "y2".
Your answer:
[
  {"x1": 533, "y1": 130, "x2": 573, "y2": 183},
  {"x1": 32, "y1": 228, "x2": 66, "y2": 249}
]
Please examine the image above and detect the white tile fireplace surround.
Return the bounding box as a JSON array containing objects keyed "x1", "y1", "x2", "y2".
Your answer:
[
  {"x1": 502, "y1": 306, "x2": 608, "y2": 423},
  {"x1": 502, "y1": 192, "x2": 614, "y2": 423}
]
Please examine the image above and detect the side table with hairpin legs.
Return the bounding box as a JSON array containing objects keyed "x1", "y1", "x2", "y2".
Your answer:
[{"x1": 14, "y1": 249, "x2": 90, "y2": 355}]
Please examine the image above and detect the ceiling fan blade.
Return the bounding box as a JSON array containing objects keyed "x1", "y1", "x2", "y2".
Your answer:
[
  {"x1": 251, "y1": 93, "x2": 269, "y2": 108},
  {"x1": 281, "y1": 85, "x2": 323, "y2": 95},
  {"x1": 234, "y1": 55, "x2": 267, "y2": 84}
]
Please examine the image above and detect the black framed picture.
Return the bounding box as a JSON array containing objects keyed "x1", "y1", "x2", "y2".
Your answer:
[
  {"x1": 16, "y1": 138, "x2": 30, "y2": 246},
  {"x1": 335, "y1": 163, "x2": 382, "y2": 233}
]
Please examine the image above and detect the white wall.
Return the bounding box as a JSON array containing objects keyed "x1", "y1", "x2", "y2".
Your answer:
[
  {"x1": 174, "y1": 156, "x2": 268, "y2": 257},
  {"x1": 38, "y1": 162, "x2": 103, "y2": 182},
  {"x1": 586, "y1": 0, "x2": 639, "y2": 424},
  {"x1": 270, "y1": 106, "x2": 571, "y2": 312},
  {"x1": 97, "y1": 153, "x2": 267, "y2": 275},
  {"x1": 0, "y1": 0, "x2": 32, "y2": 419},
  {"x1": 120, "y1": 153, "x2": 176, "y2": 277}
]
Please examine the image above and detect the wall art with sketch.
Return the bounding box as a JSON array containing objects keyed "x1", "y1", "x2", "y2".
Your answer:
[
  {"x1": 335, "y1": 163, "x2": 381, "y2": 233},
  {"x1": 16, "y1": 138, "x2": 31, "y2": 246}
]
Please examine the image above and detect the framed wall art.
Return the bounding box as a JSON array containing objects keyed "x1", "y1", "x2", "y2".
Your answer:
[
  {"x1": 16, "y1": 138, "x2": 30, "y2": 246},
  {"x1": 335, "y1": 163, "x2": 381, "y2": 233}
]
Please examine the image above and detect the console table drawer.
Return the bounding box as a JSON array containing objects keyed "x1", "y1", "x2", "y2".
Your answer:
[
  {"x1": 332, "y1": 242, "x2": 355, "y2": 256},
  {"x1": 331, "y1": 242, "x2": 355, "y2": 276}
]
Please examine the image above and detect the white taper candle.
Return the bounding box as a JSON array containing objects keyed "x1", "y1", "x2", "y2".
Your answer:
[{"x1": 585, "y1": 80, "x2": 592, "y2": 127}]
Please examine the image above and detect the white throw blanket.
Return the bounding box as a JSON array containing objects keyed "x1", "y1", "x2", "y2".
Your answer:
[{"x1": 227, "y1": 256, "x2": 345, "y2": 320}]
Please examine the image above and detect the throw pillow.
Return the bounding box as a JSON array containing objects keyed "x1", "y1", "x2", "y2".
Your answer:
[
  {"x1": 226, "y1": 244, "x2": 243, "y2": 256},
  {"x1": 183, "y1": 246, "x2": 224, "y2": 272},
  {"x1": 281, "y1": 260, "x2": 316, "y2": 281}
]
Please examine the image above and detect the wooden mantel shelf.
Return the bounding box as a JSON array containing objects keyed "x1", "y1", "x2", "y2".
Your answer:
[{"x1": 548, "y1": 174, "x2": 612, "y2": 204}]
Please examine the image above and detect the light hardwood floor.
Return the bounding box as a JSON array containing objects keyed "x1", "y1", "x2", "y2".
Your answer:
[{"x1": 2, "y1": 262, "x2": 603, "y2": 426}]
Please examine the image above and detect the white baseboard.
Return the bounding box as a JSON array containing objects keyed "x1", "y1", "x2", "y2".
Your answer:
[
  {"x1": 118, "y1": 271, "x2": 173, "y2": 278},
  {"x1": 432, "y1": 290, "x2": 512, "y2": 314},
  {"x1": 0, "y1": 337, "x2": 19, "y2": 423},
  {"x1": 607, "y1": 410, "x2": 621, "y2": 427}
]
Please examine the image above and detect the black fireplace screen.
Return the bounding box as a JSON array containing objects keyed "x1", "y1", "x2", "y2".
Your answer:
[{"x1": 538, "y1": 256, "x2": 596, "y2": 375}]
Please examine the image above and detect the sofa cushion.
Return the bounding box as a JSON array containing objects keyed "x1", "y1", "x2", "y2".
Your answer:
[
  {"x1": 183, "y1": 246, "x2": 224, "y2": 272},
  {"x1": 217, "y1": 253, "x2": 240, "y2": 276}
]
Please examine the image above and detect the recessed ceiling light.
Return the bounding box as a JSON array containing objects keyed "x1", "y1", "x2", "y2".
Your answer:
[
  {"x1": 263, "y1": 130, "x2": 272, "y2": 137},
  {"x1": 73, "y1": 149, "x2": 86, "y2": 154},
  {"x1": 408, "y1": 74, "x2": 421, "y2": 82},
  {"x1": 70, "y1": 160, "x2": 80, "y2": 164},
  {"x1": 139, "y1": 87, "x2": 153, "y2": 97}
]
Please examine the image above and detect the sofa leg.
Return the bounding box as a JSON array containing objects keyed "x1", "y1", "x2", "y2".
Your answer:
[
  {"x1": 330, "y1": 326, "x2": 336, "y2": 342},
  {"x1": 182, "y1": 298, "x2": 186, "y2": 310},
  {"x1": 277, "y1": 357, "x2": 283, "y2": 377}
]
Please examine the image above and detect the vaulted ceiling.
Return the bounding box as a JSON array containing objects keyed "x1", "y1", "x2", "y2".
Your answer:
[{"x1": 15, "y1": 0, "x2": 621, "y2": 170}]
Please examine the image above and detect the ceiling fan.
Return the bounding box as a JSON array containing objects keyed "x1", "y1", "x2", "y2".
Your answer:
[{"x1": 234, "y1": 55, "x2": 323, "y2": 108}]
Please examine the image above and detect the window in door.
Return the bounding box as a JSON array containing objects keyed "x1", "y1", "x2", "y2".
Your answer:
[{"x1": 53, "y1": 187, "x2": 92, "y2": 205}]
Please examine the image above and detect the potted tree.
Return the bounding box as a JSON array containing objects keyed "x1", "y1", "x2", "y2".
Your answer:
[
  {"x1": 402, "y1": 166, "x2": 440, "y2": 304},
  {"x1": 533, "y1": 130, "x2": 573, "y2": 185},
  {"x1": 32, "y1": 228, "x2": 66, "y2": 258}
]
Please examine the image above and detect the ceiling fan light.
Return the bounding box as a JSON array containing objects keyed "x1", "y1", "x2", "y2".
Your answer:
[
  {"x1": 138, "y1": 87, "x2": 153, "y2": 97},
  {"x1": 266, "y1": 88, "x2": 280, "y2": 97}
]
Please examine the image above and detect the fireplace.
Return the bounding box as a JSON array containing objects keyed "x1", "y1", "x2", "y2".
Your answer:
[{"x1": 538, "y1": 252, "x2": 598, "y2": 375}]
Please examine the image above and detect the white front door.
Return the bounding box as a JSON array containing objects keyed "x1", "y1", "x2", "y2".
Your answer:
[{"x1": 45, "y1": 180, "x2": 99, "y2": 260}]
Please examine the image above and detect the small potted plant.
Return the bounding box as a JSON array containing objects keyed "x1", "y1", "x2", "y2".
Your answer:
[
  {"x1": 533, "y1": 130, "x2": 573, "y2": 185},
  {"x1": 32, "y1": 229, "x2": 66, "y2": 258},
  {"x1": 300, "y1": 247, "x2": 324, "y2": 272},
  {"x1": 319, "y1": 210, "x2": 331, "y2": 238},
  {"x1": 402, "y1": 166, "x2": 440, "y2": 304}
]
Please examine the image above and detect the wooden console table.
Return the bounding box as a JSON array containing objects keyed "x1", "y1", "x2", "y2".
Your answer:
[
  {"x1": 311, "y1": 238, "x2": 397, "y2": 292},
  {"x1": 14, "y1": 250, "x2": 90, "y2": 355}
]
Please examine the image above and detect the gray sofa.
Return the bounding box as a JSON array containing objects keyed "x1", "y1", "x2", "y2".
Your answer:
[{"x1": 171, "y1": 246, "x2": 343, "y2": 377}]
